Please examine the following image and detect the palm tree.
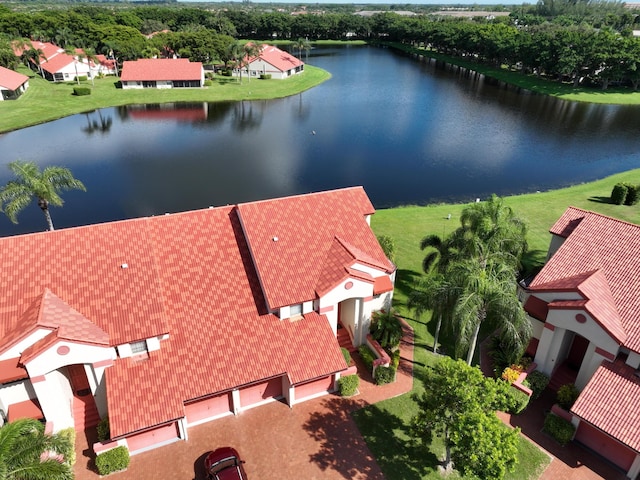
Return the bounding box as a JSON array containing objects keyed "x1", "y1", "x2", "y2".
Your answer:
[
  {"x1": 0, "y1": 160, "x2": 86, "y2": 231},
  {"x1": 64, "y1": 46, "x2": 82, "y2": 85},
  {"x1": 293, "y1": 37, "x2": 311, "y2": 61},
  {"x1": 243, "y1": 43, "x2": 261, "y2": 82},
  {"x1": 21, "y1": 47, "x2": 46, "y2": 78},
  {"x1": 76, "y1": 47, "x2": 99, "y2": 86},
  {"x1": 446, "y1": 254, "x2": 531, "y2": 365},
  {"x1": 0, "y1": 418, "x2": 73, "y2": 480},
  {"x1": 226, "y1": 41, "x2": 244, "y2": 83}
]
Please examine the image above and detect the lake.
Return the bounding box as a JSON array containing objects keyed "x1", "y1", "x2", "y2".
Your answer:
[{"x1": 1, "y1": 44, "x2": 640, "y2": 236}]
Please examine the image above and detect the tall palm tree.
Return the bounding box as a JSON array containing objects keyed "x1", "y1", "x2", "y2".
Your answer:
[
  {"x1": 226, "y1": 41, "x2": 244, "y2": 83},
  {"x1": 0, "y1": 160, "x2": 86, "y2": 231},
  {"x1": 293, "y1": 37, "x2": 311, "y2": 61},
  {"x1": 0, "y1": 418, "x2": 73, "y2": 480},
  {"x1": 76, "y1": 47, "x2": 99, "y2": 86},
  {"x1": 242, "y1": 43, "x2": 261, "y2": 82},
  {"x1": 446, "y1": 254, "x2": 531, "y2": 365},
  {"x1": 21, "y1": 47, "x2": 46, "y2": 78},
  {"x1": 64, "y1": 46, "x2": 82, "y2": 85}
]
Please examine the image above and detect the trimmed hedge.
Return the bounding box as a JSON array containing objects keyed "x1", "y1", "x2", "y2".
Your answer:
[
  {"x1": 73, "y1": 86, "x2": 91, "y2": 96},
  {"x1": 97, "y1": 417, "x2": 110, "y2": 442},
  {"x1": 77, "y1": 75, "x2": 88, "y2": 82},
  {"x1": 525, "y1": 371, "x2": 549, "y2": 400},
  {"x1": 204, "y1": 79, "x2": 213, "y2": 87},
  {"x1": 358, "y1": 344, "x2": 376, "y2": 372},
  {"x1": 611, "y1": 183, "x2": 628, "y2": 205},
  {"x1": 557, "y1": 383, "x2": 580, "y2": 410},
  {"x1": 625, "y1": 184, "x2": 640, "y2": 205},
  {"x1": 338, "y1": 374, "x2": 359, "y2": 396},
  {"x1": 341, "y1": 347, "x2": 351, "y2": 366},
  {"x1": 259, "y1": 74, "x2": 272, "y2": 79},
  {"x1": 374, "y1": 366, "x2": 395, "y2": 385},
  {"x1": 506, "y1": 387, "x2": 530, "y2": 414},
  {"x1": 543, "y1": 413, "x2": 575, "y2": 446},
  {"x1": 95, "y1": 446, "x2": 130, "y2": 475}
]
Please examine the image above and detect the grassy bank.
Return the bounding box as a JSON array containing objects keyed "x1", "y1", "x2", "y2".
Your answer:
[
  {"x1": 356, "y1": 169, "x2": 640, "y2": 479},
  {"x1": 0, "y1": 65, "x2": 330, "y2": 133},
  {"x1": 389, "y1": 42, "x2": 640, "y2": 105}
]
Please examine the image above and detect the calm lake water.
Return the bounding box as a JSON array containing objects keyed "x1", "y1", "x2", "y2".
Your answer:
[{"x1": 2, "y1": 44, "x2": 640, "y2": 236}]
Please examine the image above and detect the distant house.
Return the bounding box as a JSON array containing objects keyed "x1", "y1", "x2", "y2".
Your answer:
[
  {"x1": 12, "y1": 41, "x2": 115, "y2": 82},
  {"x1": 521, "y1": 207, "x2": 640, "y2": 479},
  {"x1": 120, "y1": 58, "x2": 204, "y2": 89},
  {"x1": 235, "y1": 44, "x2": 304, "y2": 80},
  {"x1": 0, "y1": 66, "x2": 29, "y2": 101},
  {"x1": 0, "y1": 187, "x2": 395, "y2": 456}
]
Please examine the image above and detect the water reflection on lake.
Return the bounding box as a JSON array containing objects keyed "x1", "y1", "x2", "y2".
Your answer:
[{"x1": 1, "y1": 45, "x2": 640, "y2": 236}]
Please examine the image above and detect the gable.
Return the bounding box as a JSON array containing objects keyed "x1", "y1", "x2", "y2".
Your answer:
[
  {"x1": 0, "y1": 66, "x2": 28, "y2": 91},
  {"x1": 531, "y1": 209, "x2": 640, "y2": 351}
]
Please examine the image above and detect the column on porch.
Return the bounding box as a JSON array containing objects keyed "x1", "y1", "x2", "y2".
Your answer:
[
  {"x1": 576, "y1": 345, "x2": 616, "y2": 390},
  {"x1": 30, "y1": 372, "x2": 74, "y2": 431},
  {"x1": 88, "y1": 359, "x2": 113, "y2": 419},
  {"x1": 534, "y1": 322, "x2": 569, "y2": 377}
]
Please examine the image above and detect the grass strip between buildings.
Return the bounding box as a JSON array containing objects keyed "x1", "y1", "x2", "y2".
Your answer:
[{"x1": 361, "y1": 169, "x2": 640, "y2": 479}]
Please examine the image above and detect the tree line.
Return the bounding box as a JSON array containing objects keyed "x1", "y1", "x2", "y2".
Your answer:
[{"x1": 2, "y1": 1, "x2": 640, "y2": 88}]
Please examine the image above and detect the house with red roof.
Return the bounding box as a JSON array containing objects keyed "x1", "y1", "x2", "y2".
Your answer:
[
  {"x1": 12, "y1": 41, "x2": 116, "y2": 82},
  {"x1": 521, "y1": 207, "x2": 640, "y2": 478},
  {"x1": 120, "y1": 58, "x2": 204, "y2": 89},
  {"x1": 235, "y1": 44, "x2": 304, "y2": 80},
  {"x1": 0, "y1": 187, "x2": 395, "y2": 456},
  {"x1": 0, "y1": 66, "x2": 29, "y2": 101}
]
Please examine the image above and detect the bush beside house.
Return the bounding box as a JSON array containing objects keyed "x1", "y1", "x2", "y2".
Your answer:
[
  {"x1": 543, "y1": 413, "x2": 575, "y2": 446},
  {"x1": 95, "y1": 446, "x2": 130, "y2": 475},
  {"x1": 338, "y1": 374, "x2": 359, "y2": 396}
]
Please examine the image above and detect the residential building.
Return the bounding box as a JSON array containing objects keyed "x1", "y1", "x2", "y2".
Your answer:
[
  {"x1": 521, "y1": 207, "x2": 640, "y2": 478},
  {"x1": 0, "y1": 187, "x2": 395, "y2": 455},
  {"x1": 234, "y1": 44, "x2": 304, "y2": 80},
  {"x1": 120, "y1": 58, "x2": 204, "y2": 89},
  {"x1": 0, "y1": 66, "x2": 29, "y2": 100}
]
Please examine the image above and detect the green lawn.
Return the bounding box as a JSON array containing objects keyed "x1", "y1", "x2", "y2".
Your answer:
[
  {"x1": 0, "y1": 65, "x2": 330, "y2": 133},
  {"x1": 355, "y1": 169, "x2": 640, "y2": 479}
]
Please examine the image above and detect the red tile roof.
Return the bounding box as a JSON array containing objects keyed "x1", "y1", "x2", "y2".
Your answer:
[
  {"x1": 237, "y1": 187, "x2": 393, "y2": 309},
  {"x1": 530, "y1": 209, "x2": 640, "y2": 351},
  {"x1": 120, "y1": 59, "x2": 203, "y2": 82},
  {"x1": 0, "y1": 188, "x2": 382, "y2": 438},
  {"x1": 0, "y1": 66, "x2": 28, "y2": 91},
  {"x1": 107, "y1": 207, "x2": 347, "y2": 437},
  {"x1": 254, "y1": 45, "x2": 303, "y2": 72},
  {"x1": 0, "y1": 357, "x2": 28, "y2": 383},
  {"x1": 572, "y1": 360, "x2": 640, "y2": 453},
  {"x1": 40, "y1": 52, "x2": 76, "y2": 75}
]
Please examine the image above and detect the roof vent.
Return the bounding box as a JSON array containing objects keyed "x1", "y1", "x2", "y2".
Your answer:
[
  {"x1": 121, "y1": 263, "x2": 129, "y2": 269},
  {"x1": 272, "y1": 236, "x2": 278, "y2": 242}
]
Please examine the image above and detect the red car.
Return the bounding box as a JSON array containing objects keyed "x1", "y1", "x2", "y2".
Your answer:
[{"x1": 204, "y1": 447, "x2": 247, "y2": 480}]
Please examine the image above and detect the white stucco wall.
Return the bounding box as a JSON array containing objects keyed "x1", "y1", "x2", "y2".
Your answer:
[
  {"x1": 25, "y1": 340, "x2": 115, "y2": 377},
  {"x1": 547, "y1": 309, "x2": 620, "y2": 355},
  {"x1": 0, "y1": 380, "x2": 36, "y2": 413},
  {"x1": 627, "y1": 351, "x2": 640, "y2": 369},
  {"x1": 0, "y1": 329, "x2": 51, "y2": 360},
  {"x1": 32, "y1": 370, "x2": 74, "y2": 432}
]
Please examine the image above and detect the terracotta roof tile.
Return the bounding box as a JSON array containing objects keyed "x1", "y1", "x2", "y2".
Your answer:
[
  {"x1": 237, "y1": 187, "x2": 393, "y2": 309},
  {"x1": 253, "y1": 45, "x2": 303, "y2": 73},
  {"x1": 120, "y1": 59, "x2": 203, "y2": 82},
  {"x1": 572, "y1": 360, "x2": 640, "y2": 452},
  {"x1": 0, "y1": 66, "x2": 28, "y2": 91},
  {"x1": 0, "y1": 357, "x2": 28, "y2": 383},
  {"x1": 531, "y1": 210, "x2": 639, "y2": 350}
]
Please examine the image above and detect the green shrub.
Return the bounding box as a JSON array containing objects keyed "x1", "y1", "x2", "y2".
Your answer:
[
  {"x1": 376, "y1": 235, "x2": 396, "y2": 263},
  {"x1": 341, "y1": 347, "x2": 352, "y2": 366},
  {"x1": 391, "y1": 349, "x2": 400, "y2": 370},
  {"x1": 611, "y1": 183, "x2": 628, "y2": 205},
  {"x1": 374, "y1": 366, "x2": 395, "y2": 385},
  {"x1": 259, "y1": 73, "x2": 272, "y2": 79},
  {"x1": 358, "y1": 344, "x2": 376, "y2": 372},
  {"x1": 95, "y1": 446, "x2": 130, "y2": 475},
  {"x1": 557, "y1": 383, "x2": 580, "y2": 410},
  {"x1": 625, "y1": 184, "x2": 640, "y2": 205},
  {"x1": 370, "y1": 309, "x2": 402, "y2": 350},
  {"x1": 525, "y1": 371, "x2": 550, "y2": 400},
  {"x1": 488, "y1": 334, "x2": 525, "y2": 377},
  {"x1": 506, "y1": 387, "x2": 530, "y2": 414},
  {"x1": 57, "y1": 427, "x2": 76, "y2": 465},
  {"x1": 222, "y1": 69, "x2": 233, "y2": 77},
  {"x1": 338, "y1": 374, "x2": 359, "y2": 396},
  {"x1": 73, "y1": 86, "x2": 91, "y2": 96},
  {"x1": 543, "y1": 413, "x2": 575, "y2": 446},
  {"x1": 204, "y1": 79, "x2": 213, "y2": 86},
  {"x1": 77, "y1": 75, "x2": 88, "y2": 82},
  {"x1": 97, "y1": 417, "x2": 110, "y2": 442}
]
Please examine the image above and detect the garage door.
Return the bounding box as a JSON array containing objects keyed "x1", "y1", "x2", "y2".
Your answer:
[
  {"x1": 576, "y1": 420, "x2": 636, "y2": 472},
  {"x1": 239, "y1": 377, "x2": 283, "y2": 408},
  {"x1": 126, "y1": 422, "x2": 180, "y2": 454},
  {"x1": 295, "y1": 375, "x2": 334, "y2": 401},
  {"x1": 185, "y1": 393, "x2": 232, "y2": 425}
]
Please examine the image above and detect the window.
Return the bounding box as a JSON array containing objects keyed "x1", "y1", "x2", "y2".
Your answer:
[
  {"x1": 130, "y1": 340, "x2": 147, "y2": 354},
  {"x1": 290, "y1": 304, "x2": 302, "y2": 316}
]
